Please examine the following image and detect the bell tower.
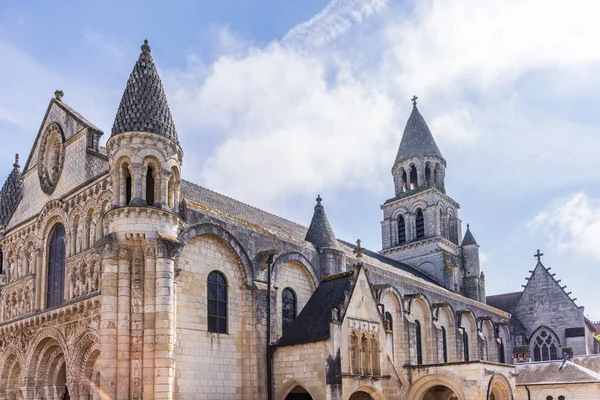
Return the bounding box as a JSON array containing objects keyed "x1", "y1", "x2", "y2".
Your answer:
[{"x1": 380, "y1": 98, "x2": 481, "y2": 299}]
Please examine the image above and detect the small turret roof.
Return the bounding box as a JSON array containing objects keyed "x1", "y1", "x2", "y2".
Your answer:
[
  {"x1": 0, "y1": 154, "x2": 23, "y2": 226},
  {"x1": 394, "y1": 103, "x2": 444, "y2": 166},
  {"x1": 462, "y1": 224, "x2": 478, "y2": 246},
  {"x1": 305, "y1": 195, "x2": 340, "y2": 250},
  {"x1": 111, "y1": 40, "x2": 178, "y2": 143}
]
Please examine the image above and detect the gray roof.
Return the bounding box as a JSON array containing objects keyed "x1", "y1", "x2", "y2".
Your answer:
[
  {"x1": 305, "y1": 196, "x2": 340, "y2": 250},
  {"x1": 486, "y1": 291, "x2": 522, "y2": 313},
  {"x1": 0, "y1": 156, "x2": 23, "y2": 226},
  {"x1": 461, "y1": 224, "x2": 478, "y2": 246},
  {"x1": 111, "y1": 41, "x2": 178, "y2": 143},
  {"x1": 394, "y1": 105, "x2": 444, "y2": 166},
  {"x1": 516, "y1": 360, "x2": 600, "y2": 385},
  {"x1": 277, "y1": 270, "x2": 355, "y2": 346}
]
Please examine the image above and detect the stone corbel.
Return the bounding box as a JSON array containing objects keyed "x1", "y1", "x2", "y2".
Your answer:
[{"x1": 156, "y1": 233, "x2": 182, "y2": 259}]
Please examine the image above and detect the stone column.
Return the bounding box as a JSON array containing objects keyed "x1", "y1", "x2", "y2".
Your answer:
[
  {"x1": 417, "y1": 164, "x2": 425, "y2": 189},
  {"x1": 406, "y1": 166, "x2": 412, "y2": 190},
  {"x1": 35, "y1": 248, "x2": 43, "y2": 310},
  {"x1": 143, "y1": 243, "x2": 157, "y2": 399},
  {"x1": 99, "y1": 243, "x2": 119, "y2": 399},
  {"x1": 160, "y1": 170, "x2": 171, "y2": 208},
  {"x1": 130, "y1": 163, "x2": 144, "y2": 207},
  {"x1": 117, "y1": 246, "x2": 132, "y2": 400}
]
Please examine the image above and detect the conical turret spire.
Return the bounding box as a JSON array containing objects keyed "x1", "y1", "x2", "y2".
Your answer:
[
  {"x1": 305, "y1": 195, "x2": 340, "y2": 250},
  {"x1": 394, "y1": 98, "x2": 444, "y2": 167},
  {"x1": 0, "y1": 154, "x2": 23, "y2": 226},
  {"x1": 111, "y1": 40, "x2": 178, "y2": 143},
  {"x1": 462, "y1": 224, "x2": 478, "y2": 246}
]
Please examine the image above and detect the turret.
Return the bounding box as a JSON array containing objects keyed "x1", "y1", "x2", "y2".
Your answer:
[
  {"x1": 0, "y1": 154, "x2": 24, "y2": 227},
  {"x1": 305, "y1": 195, "x2": 345, "y2": 277},
  {"x1": 107, "y1": 40, "x2": 183, "y2": 212},
  {"x1": 462, "y1": 224, "x2": 485, "y2": 302},
  {"x1": 392, "y1": 96, "x2": 446, "y2": 196}
]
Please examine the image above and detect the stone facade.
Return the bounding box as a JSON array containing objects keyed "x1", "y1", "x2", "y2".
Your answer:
[{"x1": 0, "y1": 41, "x2": 526, "y2": 400}]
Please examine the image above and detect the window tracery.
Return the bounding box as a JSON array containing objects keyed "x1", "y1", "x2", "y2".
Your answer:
[{"x1": 532, "y1": 329, "x2": 559, "y2": 361}]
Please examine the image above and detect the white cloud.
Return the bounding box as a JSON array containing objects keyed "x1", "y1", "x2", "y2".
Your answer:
[{"x1": 529, "y1": 192, "x2": 600, "y2": 260}]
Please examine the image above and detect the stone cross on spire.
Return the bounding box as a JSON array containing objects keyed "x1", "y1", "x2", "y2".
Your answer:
[
  {"x1": 411, "y1": 95, "x2": 418, "y2": 106},
  {"x1": 353, "y1": 239, "x2": 364, "y2": 259},
  {"x1": 13, "y1": 154, "x2": 19, "y2": 169},
  {"x1": 316, "y1": 194, "x2": 322, "y2": 206},
  {"x1": 54, "y1": 90, "x2": 64, "y2": 101},
  {"x1": 534, "y1": 249, "x2": 544, "y2": 263}
]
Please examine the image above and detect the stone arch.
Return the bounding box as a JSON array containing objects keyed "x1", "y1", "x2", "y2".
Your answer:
[
  {"x1": 179, "y1": 223, "x2": 253, "y2": 286},
  {"x1": 70, "y1": 331, "x2": 101, "y2": 379},
  {"x1": 142, "y1": 155, "x2": 163, "y2": 206},
  {"x1": 411, "y1": 200, "x2": 429, "y2": 213},
  {"x1": 391, "y1": 206, "x2": 410, "y2": 220},
  {"x1": 480, "y1": 319, "x2": 496, "y2": 361},
  {"x1": 405, "y1": 295, "x2": 434, "y2": 364},
  {"x1": 276, "y1": 379, "x2": 315, "y2": 400},
  {"x1": 37, "y1": 202, "x2": 70, "y2": 242},
  {"x1": 418, "y1": 262, "x2": 438, "y2": 280},
  {"x1": 135, "y1": 146, "x2": 169, "y2": 164},
  {"x1": 380, "y1": 287, "x2": 404, "y2": 366},
  {"x1": 458, "y1": 309, "x2": 477, "y2": 361},
  {"x1": 347, "y1": 385, "x2": 386, "y2": 400},
  {"x1": 24, "y1": 327, "x2": 69, "y2": 381},
  {"x1": 487, "y1": 373, "x2": 513, "y2": 400},
  {"x1": 0, "y1": 345, "x2": 25, "y2": 393},
  {"x1": 496, "y1": 323, "x2": 510, "y2": 363},
  {"x1": 434, "y1": 304, "x2": 457, "y2": 363},
  {"x1": 407, "y1": 371, "x2": 467, "y2": 400},
  {"x1": 23, "y1": 329, "x2": 69, "y2": 398},
  {"x1": 529, "y1": 325, "x2": 562, "y2": 361},
  {"x1": 272, "y1": 252, "x2": 319, "y2": 288}
]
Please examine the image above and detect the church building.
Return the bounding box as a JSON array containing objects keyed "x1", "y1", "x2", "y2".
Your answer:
[{"x1": 0, "y1": 40, "x2": 539, "y2": 400}]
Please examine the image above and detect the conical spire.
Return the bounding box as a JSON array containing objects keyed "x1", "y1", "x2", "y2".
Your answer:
[
  {"x1": 0, "y1": 154, "x2": 23, "y2": 226},
  {"x1": 394, "y1": 99, "x2": 444, "y2": 166},
  {"x1": 462, "y1": 224, "x2": 478, "y2": 246},
  {"x1": 305, "y1": 195, "x2": 340, "y2": 250},
  {"x1": 111, "y1": 40, "x2": 178, "y2": 143}
]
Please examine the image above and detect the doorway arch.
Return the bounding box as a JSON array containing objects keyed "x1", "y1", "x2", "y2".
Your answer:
[
  {"x1": 423, "y1": 385, "x2": 458, "y2": 400},
  {"x1": 408, "y1": 373, "x2": 467, "y2": 400},
  {"x1": 349, "y1": 391, "x2": 375, "y2": 400},
  {"x1": 284, "y1": 385, "x2": 313, "y2": 400}
]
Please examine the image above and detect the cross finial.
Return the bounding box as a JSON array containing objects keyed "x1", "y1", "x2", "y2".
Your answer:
[
  {"x1": 13, "y1": 154, "x2": 19, "y2": 169},
  {"x1": 141, "y1": 39, "x2": 151, "y2": 53},
  {"x1": 316, "y1": 194, "x2": 322, "y2": 206},
  {"x1": 534, "y1": 249, "x2": 544, "y2": 263},
  {"x1": 353, "y1": 239, "x2": 364, "y2": 259},
  {"x1": 54, "y1": 90, "x2": 64, "y2": 101},
  {"x1": 467, "y1": 223, "x2": 470, "y2": 230},
  {"x1": 411, "y1": 95, "x2": 418, "y2": 106}
]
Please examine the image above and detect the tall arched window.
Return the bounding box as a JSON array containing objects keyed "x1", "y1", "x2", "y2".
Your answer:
[
  {"x1": 47, "y1": 224, "x2": 66, "y2": 308},
  {"x1": 533, "y1": 329, "x2": 559, "y2": 361},
  {"x1": 146, "y1": 166, "x2": 155, "y2": 206},
  {"x1": 350, "y1": 332, "x2": 359, "y2": 374},
  {"x1": 207, "y1": 271, "x2": 227, "y2": 334},
  {"x1": 124, "y1": 165, "x2": 132, "y2": 205},
  {"x1": 425, "y1": 164, "x2": 432, "y2": 187},
  {"x1": 409, "y1": 165, "x2": 417, "y2": 190},
  {"x1": 416, "y1": 209, "x2": 425, "y2": 240},
  {"x1": 397, "y1": 216, "x2": 406, "y2": 245},
  {"x1": 282, "y1": 288, "x2": 297, "y2": 336},
  {"x1": 498, "y1": 338, "x2": 505, "y2": 364},
  {"x1": 415, "y1": 320, "x2": 423, "y2": 364},
  {"x1": 385, "y1": 311, "x2": 393, "y2": 331},
  {"x1": 401, "y1": 170, "x2": 408, "y2": 192},
  {"x1": 441, "y1": 326, "x2": 448, "y2": 363},
  {"x1": 463, "y1": 330, "x2": 470, "y2": 361}
]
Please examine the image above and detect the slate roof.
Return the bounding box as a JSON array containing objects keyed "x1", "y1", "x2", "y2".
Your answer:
[
  {"x1": 277, "y1": 271, "x2": 356, "y2": 346},
  {"x1": 516, "y1": 360, "x2": 600, "y2": 385},
  {"x1": 461, "y1": 224, "x2": 478, "y2": 246},
  {"x1": 305, "y1": 196, "x2": 340, "y2": 250},
  {"x1": 111, "y1": 40, "x2": 178, "y2": 143},
  {"x1": 486, "y1": 291, "x2": 522, "y2": 314},
  {"x1": 0, "y1": 155, "x2": 23, "y2": 226},
  {"x1": 394, "y1": 105, "x2": 444, "y2": 166}
]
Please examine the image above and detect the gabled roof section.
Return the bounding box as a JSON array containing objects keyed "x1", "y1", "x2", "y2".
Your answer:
[
  {"x1": 486, "y1": 291, "x2": 522, "y2": 314},
  {"x1": 0, "y1": 155, "x2": 23, "y2": 226},
  {"x1": 516, "y1": 359, "x2": 600, "y2": 385},
  {"x1": 305, "y1": 195, "x2": 340, "y2": 250},
  {"x1": 111, "y1": 40, "x2": 178, "y2": 143},
  {"x1": 461, "y1": 224, "x2": 478, "y2": 246},
  {"x1": 394, "y1": 104, "x2": 444, "y2": 167},
  {"x1": 277, "y1": 270, "x2": 356, "y2": 347}
]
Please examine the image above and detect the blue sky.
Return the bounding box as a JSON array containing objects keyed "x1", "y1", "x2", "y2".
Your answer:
[{"x1": 2, "y1": 0, "x2": 600, "y2": 318}]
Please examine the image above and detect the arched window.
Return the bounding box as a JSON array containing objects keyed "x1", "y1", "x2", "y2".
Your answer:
[
  {"x1": 416, "y1": 209, "x2": 425, "y2": 240},
  {"x1": 282, "y1": 288, "x2": 297, "y2": 336},
  {"x1": 463, "y1": 330, "x2": 470, "y2": 361},
  {"x1": 146, "y1": 166, "x2": 155, "y2": 206},
  {"x1": 533, "y1": 329, "x2": 559, "y2": 361},
  {"x1": 546, "y1": 396, "x2": 553, "y2": 400},
  {"x1": 207, "y1": 271, "x2": 227, "y2": 334},
  {"x1": 425, "y1": 164, "x2": 432, "y2": 187},
  {"x1": 558, "y1": 396, "x2": 565, "y2": 400},
  {"x1": 415, "y1": 320, "x2": 423, "y2": 364},
  {"x1": 397, "y1": 216, "x2": 406, "y2": 245},
  {"x1": 409, "y1": 166, "x2": 417, "y2": 190},
  {"x1": 350, "y1": 332, "x2": 359, "y2": 374},
  {"x1": 401, "y1": 170, "x2": 408, "y2": 192},
  {"x1": 385, "y1": 311, "x2": 393, "y2": 331},
  {"x1": 123, "y1": 165, "x2": 132, "y2": 205},
  {"x1": 47, "y1": 224, "x2": 66, "y2": 308},
  {"x1": 499, "y1": 338, "x2": 505, "y2": 364},
  {"x1": 441, "y1": 326, "x2": 448, "y2": 363}
]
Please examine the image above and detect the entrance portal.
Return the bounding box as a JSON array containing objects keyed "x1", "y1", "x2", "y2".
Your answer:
[
  {"x1": 349, "y1": 391, "x2": 375, "y2": 400},
  {"x1": 423, "y1": 385, "x2": 459, "y2": 400},
  {"x1": 285, "y1": 385, "x2": 313, "y2": 400}
]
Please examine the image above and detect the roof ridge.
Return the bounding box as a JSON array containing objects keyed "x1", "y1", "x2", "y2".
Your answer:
[{"x1": 487, "y1": 291, "x2": 523, "y2": 298}]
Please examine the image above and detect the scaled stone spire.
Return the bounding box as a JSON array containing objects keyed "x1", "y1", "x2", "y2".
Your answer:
[
  {"x1": 394, "y1": 100, "x2": 444, "y2": 167},
  {"x1": 0, "y1": 154, "x2": 23, "y2": 226},
  {"x1": 305, "y1": 195, "x2": 340, "y2": 250},
  {"x1": 111, "y1": 40, "x2": 178, "y2": 143},
  {"x1": 462, "y1": 224, "x2": 478, "y2": 246}
]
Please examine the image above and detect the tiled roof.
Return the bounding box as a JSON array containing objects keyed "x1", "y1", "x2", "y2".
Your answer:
[
  {"x1": 305, "y1": 196, "x2": 340, "y2": 250},
  {"x1": 516, "y1": 360, "x2": 600, "y2": 385},
  {"x1": 394, "y1": 105, "x2": 444, "y2": 166},
  {"x1": 0, "y1": 156, "x2": 23, "y2": 226},
  {"x1": 277, "y1": 271, "x2": 355, "y2": 346},
  {"x1": 486, "y1": 291, "x2": 522, "y2": 313},
  {"x1": 111, "y1": 40, "x2": 178, "y2": 143}
]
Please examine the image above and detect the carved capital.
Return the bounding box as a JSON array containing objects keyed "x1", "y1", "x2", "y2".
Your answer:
[{"x1": 156, "y1": 235, "x2": 182, "y2": 259}]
